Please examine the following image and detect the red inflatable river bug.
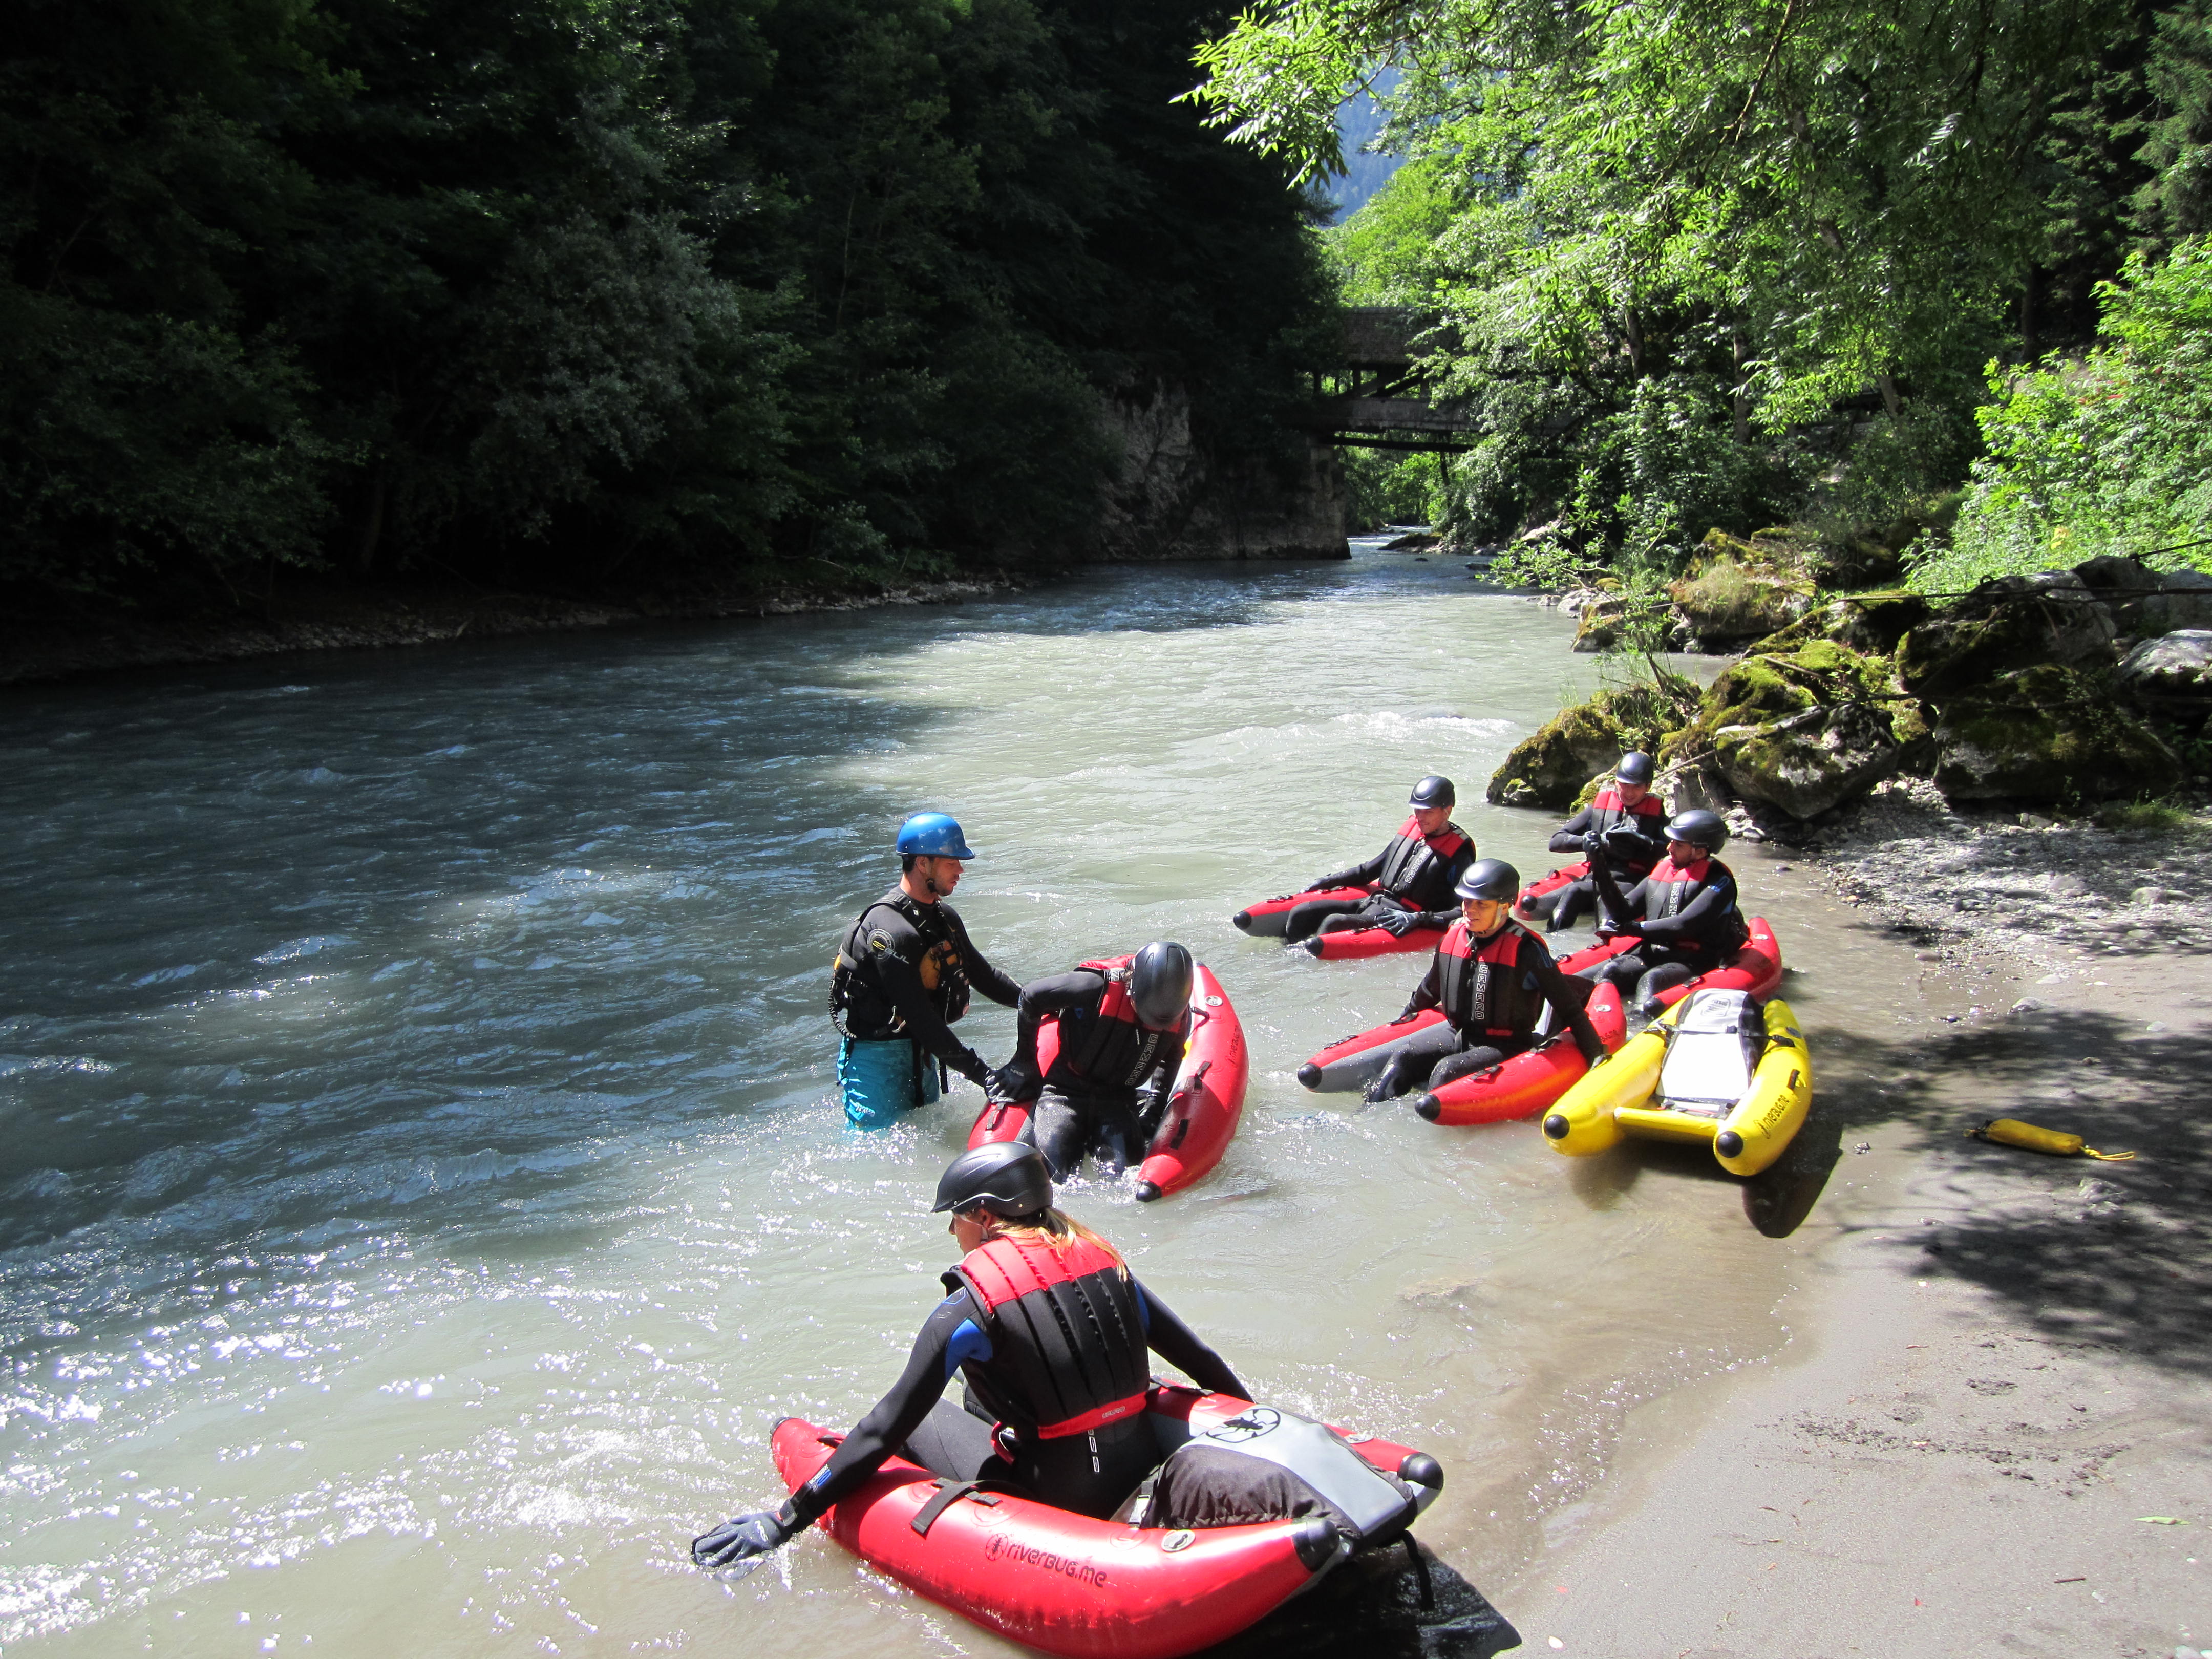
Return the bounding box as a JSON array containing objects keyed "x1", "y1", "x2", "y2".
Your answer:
[
  {"x1": 769, "y1": 1386, "x2": 1435, "y2": 1659},
  {"x1": 1554, "y1": 915, "x2": 1784, "y2": 1008},
  {"x1": 968, "y1": 963, "x2": 1248, "y2": 1202},
  {"x1": 1414, "y1": 980, "x2": 1626, "y2": 1124},
  {"x1": 1228, "y1": 885, "x2": 1439, "y2": 960},
  {"x1": 1294, "y1": 983, "x2": 1628, "y2": 1123}
]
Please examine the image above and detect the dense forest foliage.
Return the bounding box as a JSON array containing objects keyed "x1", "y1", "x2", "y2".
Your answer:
[
  {"x1": 2, "y1": 0, "x2": 1331, "y2": 607},
  {"x1": 1199, "y1": 0, "x2": 2212, "y2": 585}
]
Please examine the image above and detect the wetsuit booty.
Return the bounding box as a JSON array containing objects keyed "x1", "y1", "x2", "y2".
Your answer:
[{"x1": 1364, "y1": 1053, "x2": 1414, "y2": 1104}]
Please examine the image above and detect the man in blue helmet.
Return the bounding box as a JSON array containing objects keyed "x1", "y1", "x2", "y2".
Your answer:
[{"x1": 831, "y1": 813, "x2": 1025, "y2": 1129}]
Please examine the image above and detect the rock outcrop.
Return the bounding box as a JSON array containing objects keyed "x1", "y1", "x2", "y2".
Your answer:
[
  {"x1": 1931, "y1": 664, "x2": 2179, "y2": 802},
  {"x1": 1897, "y1": 571, "x2": 2116, "y2": 697}
]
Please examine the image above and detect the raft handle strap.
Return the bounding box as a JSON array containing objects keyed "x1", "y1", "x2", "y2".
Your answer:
[
  {"x1": 911, "y1": 1478, "x2": 1004, "y2": 1537},
  {"x1": 1405, "y1": 1532, "x2": 1433, "y2": 1609}
]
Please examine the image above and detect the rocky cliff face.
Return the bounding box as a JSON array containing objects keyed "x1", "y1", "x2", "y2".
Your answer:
[{"x1": 1092, "y1": 389, "x2": 1349, "y2": 561}]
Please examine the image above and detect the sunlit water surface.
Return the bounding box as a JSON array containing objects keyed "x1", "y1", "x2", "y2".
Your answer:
[{"x1": 0, "y1": 545, "x2": 1932, "y2": 1654}]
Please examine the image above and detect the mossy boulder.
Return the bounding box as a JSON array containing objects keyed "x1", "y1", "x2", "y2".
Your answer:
[
  {"x1": 1668, "y1": 532, "x2": 1815, "y2": 649},
  {"x1": 1744, "y1": 591, "x2": 1931, "y2": 658},
  {"x1": 1932, "y1": 664, "x2": 2180, "y2": 802},
  {"x1": 1671, "y1": 641, "x2": 1922, "y2": 819},
  {"x1": 1897, "y1": 571, "x2": 2116, "y2": 698},
  {"x1": 1571, "y1": 594, "x2": 1630, "y2": 653},
  {"x1": 1712, "y1": 701, "x2": 1906, "y2": 819},
  {"x1": 1487, "y1": 685, "x2": 1681, "y2": 809}
]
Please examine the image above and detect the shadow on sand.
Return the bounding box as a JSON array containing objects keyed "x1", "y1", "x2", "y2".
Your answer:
[
  {"x1": 1201, "y1": 1539, "x2": 1520, "y2": 1659},
  {"x1": 1827, "y1": 1004, "x2": 2212, "y2": 1379}
]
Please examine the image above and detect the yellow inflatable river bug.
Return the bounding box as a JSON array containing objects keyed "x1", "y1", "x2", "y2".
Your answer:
[{"x1": 1541, "y1": 989, "x2": 1811, "y2": 1177}]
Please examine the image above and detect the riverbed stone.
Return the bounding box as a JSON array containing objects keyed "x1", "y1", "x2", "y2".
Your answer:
[
  {"x1": 2116, "y1": 629, "x2": 2212, "y2": 709},
  {"x1": 1899, "y1": 571, "x2": 2117, "y2": 698},
  {"x1": 1931, "y1": 663, "x2": 2179, "y2": 802}
]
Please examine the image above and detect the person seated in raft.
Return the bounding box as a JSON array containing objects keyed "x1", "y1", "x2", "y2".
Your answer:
[
  {"x1": 1281, "y1": 775, "x2": 1477, "y2": 944},
  {"x1": 1577, "y1": 807, "x2": 1752, "y2": 1015},
  {"x1": 831, "y1": 812, "x2": 1027, "y2": 1129},
  {"x1": 1364, "y1": 859, "x2": 1608, "y2": 1103},
  {"x1": 690, "y1": 1142, "x2": 1249, "y2": 1568},
  {"x1": 1524, "y1": 750, "x2": 1669, "y2": 932},
  {"x1": 1002, "y1": 941, "x2": 1195, "y2": 1180}
]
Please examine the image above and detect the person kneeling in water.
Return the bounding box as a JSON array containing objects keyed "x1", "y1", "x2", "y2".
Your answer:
[
  {"x1": 691, "y1": 1143, "x2": 1249, "y2": 1568},
  {"x1": 1578, "y1": 807, "x2": 1750, "y2": 1015},
  {"x1": 1523, "y1": 750, "x2": 1669, "y2": 932},
  {"x1": 1366, "y1": 860, "x2": 1607, "y2": 1104},
  {"x1": 1283, "y1": 775, "x2": 1476, "y2": 944},
  {"x1": 1005, "y1": 941, "x2": 1195, "y2": 1181}
]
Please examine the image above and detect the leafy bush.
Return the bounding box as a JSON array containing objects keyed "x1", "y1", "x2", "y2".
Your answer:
[{"x1": 1930, "y1": 236, "x2": 2212, "y2": 591}]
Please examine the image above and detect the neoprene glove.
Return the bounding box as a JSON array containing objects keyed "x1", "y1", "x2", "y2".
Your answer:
[
  {"x1": 1581, "y1": 831, "x2": 1606, "y2": 861},
  {"x1": 983, "y1": 1065, "x2": 1030, "y2": 1107},
  {"x1": 1378, "y1": 909, "x2": 1419, "y2": 938},
  {"x1": 693, "y1": 1501, "x2": 800, "y2": 1569}
]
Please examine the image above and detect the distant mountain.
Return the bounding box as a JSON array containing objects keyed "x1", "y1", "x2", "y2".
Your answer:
[{"x1": 1327, "y1": 70, "x2": 1403, "y2": 222}]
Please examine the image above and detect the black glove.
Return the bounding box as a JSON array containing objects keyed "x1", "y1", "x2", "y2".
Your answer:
[
  {"x1": 1611, "y1": 916, "x2": 1646, "y2": 938},
  {"x1": 1581, "y1": 831, "x2": 1606, "y2": 862},
  {"x1": 1305, "y1": 876, "x2": 1343, "y2": 894},
  {"x1": 693, "y1": 1501, "x2": 799, "y2": 1570},
  {"x1": 984, "y1": 1065, "x2": 1031, "y2": 1107},
  {"x1": 1603, "y1": 823, "x2": 1650, "y2": 861},
  {"x1": 1378, "y1": 909, "x2": 1421, "y2": 938}
]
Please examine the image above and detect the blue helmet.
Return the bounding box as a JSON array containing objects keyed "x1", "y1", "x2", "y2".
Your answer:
[{"x1": 896, "y1": 812, "x2": 975, "y2": 860}]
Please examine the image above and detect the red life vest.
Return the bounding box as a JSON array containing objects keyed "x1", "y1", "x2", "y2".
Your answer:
[
  {"x1": 1055, "y1": 955, "x2": 1189, "y2": 1089},
  {"x1": 1636, "y1": 855, "x2": 1749, "y2": 955},
  {"x1": 1434, "y1": 919, "x2": 1549, "y2": 1038},
  {"x1": 1590, "y1": 787, "x2": 1668, "y2": 834},
  {"x1": 1375, "y1": 816, "x2": 1473, "y2": 910},
  {"x1": 949, "y1": 1232, "x2": 1151, "y2": 1440}
]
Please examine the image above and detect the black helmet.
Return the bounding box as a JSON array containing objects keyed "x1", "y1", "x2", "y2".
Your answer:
[
  {"x1": 1129, "y1": 941, "x2": 1195, "y2": 1029},
  {"x1": 1454, "y1": 858, "x2": 1520, "y2": 902},
  {"x1": 932, "y1": 1142, "x2": 1052, "y2": 1220},
  {"x1": 1409, "y1": 775, "x2": 1456, "y2": 809},
  {"x1": 1616, "y1": 751, "x2": 1655, "y2": 786},
  {"x1": 1663, "y1": 808, "x2": 1728, "y2": 853}
]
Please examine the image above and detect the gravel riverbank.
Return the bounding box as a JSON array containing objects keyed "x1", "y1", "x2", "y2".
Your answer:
[{"x1": 1791, "y1": 777, "x2": 2212, "y2": 980}]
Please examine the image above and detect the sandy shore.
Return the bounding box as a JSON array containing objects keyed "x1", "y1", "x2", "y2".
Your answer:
[{"x1": 1508, "y1": 816, "x2": 2212, "y2": 1657}]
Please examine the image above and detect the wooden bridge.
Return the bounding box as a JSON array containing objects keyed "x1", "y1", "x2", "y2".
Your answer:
[{"x1": 1303, "y1": 308, "x2": 1473, "y2": 453}]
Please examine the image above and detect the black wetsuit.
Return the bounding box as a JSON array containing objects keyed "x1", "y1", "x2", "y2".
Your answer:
[
  {"x1": 1285, "y1": 816, "x2": 1478, "y2": 943},
  {"x1": 833, "y1": 885, "x2": 1022, "y2": 1085},
  {"x1": 1010, "y1": 967, "x2": 1186, "y2": 1180},
  {"x1": 1536, "y1": 791, "x2": 1669, "y2": 932},
  {"x1": 786, "y1": 1271, "x2": 1245, "y2": 1524},
  {"x1": 1580, "y1": 850, "x2": 1751, "y2": 1010},
  {"x1": 1374, "y1": 920, "x2": 1606, "y2": 1098}
]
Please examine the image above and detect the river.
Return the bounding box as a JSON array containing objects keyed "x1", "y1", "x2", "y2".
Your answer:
[{"x1": 0, "y1": 543, "x2": 1940, "y2": 1654}]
